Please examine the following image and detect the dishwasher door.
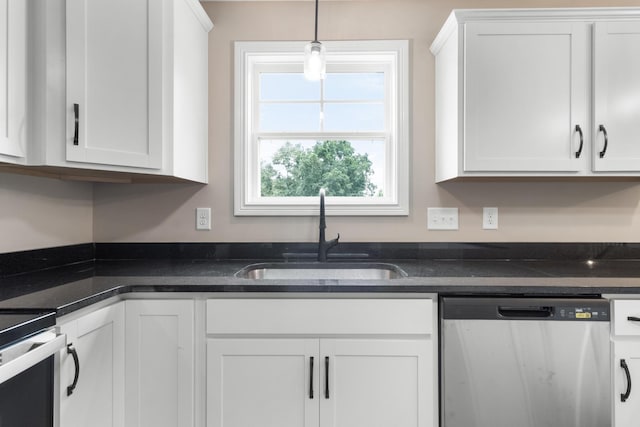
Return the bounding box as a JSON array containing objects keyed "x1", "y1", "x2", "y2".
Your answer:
[{"x1": 441, "y1": 297, "x2": 611, "y2": 427}]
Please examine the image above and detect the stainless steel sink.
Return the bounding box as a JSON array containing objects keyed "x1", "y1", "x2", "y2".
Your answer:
[{"x1": 235, "y1": 262, "x2": 407, "y2": 280}]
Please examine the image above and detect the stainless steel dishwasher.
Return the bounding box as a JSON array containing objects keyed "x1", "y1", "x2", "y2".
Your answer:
[{"x1": 441, "y1": 297, "x2": 611, "y2": 427}]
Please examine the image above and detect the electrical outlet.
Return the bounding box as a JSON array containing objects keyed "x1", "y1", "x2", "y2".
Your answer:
[
  {"x1": 483, "y1": 207, "x2": 498, "y2": 230},
  {"x1": 427, "y1": 207, "x2": 459, "y2": 230},
  {"x1": 196, "y1": 207, "x2": 211, "y2": 230}
]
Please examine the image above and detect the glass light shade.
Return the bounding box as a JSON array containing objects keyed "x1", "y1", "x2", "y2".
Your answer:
[{"x1": 304, "y1": 41, "x2": 326, "y2": 81}]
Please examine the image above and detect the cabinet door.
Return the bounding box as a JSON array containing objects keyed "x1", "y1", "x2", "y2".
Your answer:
[
  {"x1": 66, "y1": 0, "x2": 162, "y2": 169},
  {"x1": 320, "y1": 339, "x2": 433, "y2": 427},
  {"x1": 125, "y1": 300, "x2": 194, "y2": 427},
  {"x1": 464, "y1": 22, "x2": 588, "y2": 172},
  {"x1": 0, "y1": 0, "x2": 26, "y2": 162},
  {"x1": 593, "y1": 21, "x2": 640, "y2": 172},
  {"x1": 59, "y1": 302, "x2": 125, "y2": 427},
  {"x1": 207, "y1": 338, "x2": 320, "y2": 427},
  {"x1": 613, "y1": 340, "x2": 640, "y2": 427}
]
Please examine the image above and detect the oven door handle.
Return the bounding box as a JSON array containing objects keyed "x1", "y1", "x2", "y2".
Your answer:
[{"x1": 0, "y1": 333, "x2": 66, "y2": 385}]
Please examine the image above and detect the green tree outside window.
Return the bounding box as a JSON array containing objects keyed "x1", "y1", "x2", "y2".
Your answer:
[{"x1": 261, "y1": 140, "x2": 379, "y2": 197}]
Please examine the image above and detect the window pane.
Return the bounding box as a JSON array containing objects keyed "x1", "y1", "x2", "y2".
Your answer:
[
  {"x1": 259, "y1": 103, "x2": 321, "y2": 132},
  {"x1": 324, "y1": 73, "x2": 384, "y2": 100},
  {"x1": 260, "y1": 73, "x2": 320, "y2": 101},
  {"x1": 259, "y1": 139, "x2": 385, "y2": 197},
  {"x1": 323, "y1": 103, "x2": 385, "y2": 132}
]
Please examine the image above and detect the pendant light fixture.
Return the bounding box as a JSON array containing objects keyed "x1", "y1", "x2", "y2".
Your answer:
[{"x1": 304, "y1": 0, "x2": 326, "y2": 81}]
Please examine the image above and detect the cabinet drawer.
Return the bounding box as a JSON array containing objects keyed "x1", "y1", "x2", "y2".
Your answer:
[
  {"x1": 613, "y1": 300, "x2": 640, "y2": 336},
  {"x1": 207, "y1": 299, "x2": 433, "y2": 335}
]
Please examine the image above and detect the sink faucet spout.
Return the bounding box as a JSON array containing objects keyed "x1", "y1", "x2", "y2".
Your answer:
[{"x1": 318, "y1": 189, "x2": 339, "y2": 262}]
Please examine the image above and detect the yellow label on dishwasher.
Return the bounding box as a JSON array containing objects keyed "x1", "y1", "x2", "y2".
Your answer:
[{"x1": 576, "y1": 312, "x2": 592, "y2": 319}]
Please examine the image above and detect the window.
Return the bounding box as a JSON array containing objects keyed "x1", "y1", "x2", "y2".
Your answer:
[{"x1": 234, "y1": 40, "x2": 409, "y2": 216}]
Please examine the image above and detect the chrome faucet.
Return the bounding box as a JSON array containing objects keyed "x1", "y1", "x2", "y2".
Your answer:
[{"x1": 317, "y1": 189, "x2": 339, "y2": 262}]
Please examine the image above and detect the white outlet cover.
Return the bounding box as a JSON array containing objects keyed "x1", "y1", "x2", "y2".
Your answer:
[
  {"x1": 483, "y1": 207, "x2": 498, "y2": 230},
  {"x1": 196, "y1": 207, "x2": 211, "y2": 230}
]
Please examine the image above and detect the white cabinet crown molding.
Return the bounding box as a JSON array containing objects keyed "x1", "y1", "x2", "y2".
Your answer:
[
  {"x1": 430, "y1": 7, "x2": 640, "y2": 54},
  {"x1": 186, "y1": 0, "x2": 214, "y2": 31}
]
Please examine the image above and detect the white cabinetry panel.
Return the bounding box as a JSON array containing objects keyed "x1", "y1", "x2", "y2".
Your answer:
[
  {"x1": 65, "y1": 0, "x2": 162, "y2": 169},
  {"x1": 0, "y1": 0, "x2": 27, "y2": 163},
  {"x1": 1, "y1": 0, "x2": 212, "y2": 182},
  {"x1": 125, "y1": 300, "x2": 194, "y2": 427},
  {"x1": 431, "y1": 8, "x2": 640, "y2": 181},
  {"x1": 593, "y1": 21, "x2": 640, "y2": 172},
  {"x1": 206, "y1": 298, "x2": 437, "y2": 427},
  {"x1": 320, "y1": 339, "x2": 431, "y2": 427},
  {"x1": 59, "y1": 302, "x2": 125, "y2": 427},
  {"x1": 207, "y1": 339, "x2": 320, "y2": 427},
  {"x1": 464, "y1": 22, "x2": 587, "y2": 172}
]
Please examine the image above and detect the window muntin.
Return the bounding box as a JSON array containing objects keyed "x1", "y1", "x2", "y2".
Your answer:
[{"x1": 235, "y1": 41, "x2": 409, "y2": 216}]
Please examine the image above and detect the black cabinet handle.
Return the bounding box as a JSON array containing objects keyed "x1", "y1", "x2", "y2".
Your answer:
[
  {"x1": 309, "y1": 357, "x2": 314, "y2": 399},
  {"x1": 628, "y1": 316, "x2": 640, "y2": 322},
  {"x1": 66, "y1": 343, "x2": 80, "y2": 396},
  {"x1": 73, "y1": 104, "x2": 79, "y2": 146},
  {"x1": 598, "y1": 124, "x2": 608, "y2": 158},
  {"x1": 574, "y1": 124, "x2": 584, "y2": 158},
  {"x1": 324, "y1": 356, "x2": 329, "y2": 399},
  {"x1": 498, "y1": 306, "x2": 552, "y2": 318},
  {"x1": 621, "y1": 359, "x2": 632, "y2": 402}
]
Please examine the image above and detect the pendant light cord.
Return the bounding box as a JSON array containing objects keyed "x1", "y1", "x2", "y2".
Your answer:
[{"x1": 314, "y1": 0, "x2": 319, "y2": 42}]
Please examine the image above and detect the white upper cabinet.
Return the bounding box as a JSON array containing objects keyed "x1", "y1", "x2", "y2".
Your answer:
[
  {"x1": 0, "y1": 0, "x2": 27, "y2": 164},
  {"x1": 593, "y1": 21, "x2": 640, "y2": 172},
  {"x1": 65, "y1": 0, "x2": 163, "y2": 170},
  {"x1": 463, "y1": 22, "x2": 588, "y2": 173},
  {"x1": 431, "y1": 8, "x2": 640, "y2": 182},
  {"x1": 22, "y1": 0, "x2": 212, "y2": 182}
]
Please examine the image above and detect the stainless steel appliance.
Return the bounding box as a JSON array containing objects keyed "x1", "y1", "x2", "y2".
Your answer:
[
  {"x1": 441, "y1": 297, "x2": 611, "y2": 427},
  {"x1": 0, "y1": 310, "x2": 66, "y2": 427}
]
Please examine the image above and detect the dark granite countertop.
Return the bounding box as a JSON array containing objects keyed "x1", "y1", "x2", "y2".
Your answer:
[{"x1": 2, "y1": 258, "x2": 640, "y2": 317}]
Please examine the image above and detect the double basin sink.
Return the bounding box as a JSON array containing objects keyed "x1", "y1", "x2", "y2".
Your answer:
[{"x1": 235, "y1": 262, "x2": 407, "y2": 280}]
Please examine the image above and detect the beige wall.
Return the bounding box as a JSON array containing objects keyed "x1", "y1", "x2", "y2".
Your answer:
[
  {"x1": 0, "y1": 173, "x2": 93, "y2": 253},
  {"x1": 8, "y1": 0, "x2": 640, "y2": 256},
  {"x1": 55, "y1": 0, "x2": 640, "y2": 246}
]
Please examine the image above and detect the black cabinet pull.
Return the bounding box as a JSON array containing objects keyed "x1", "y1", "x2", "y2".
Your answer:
[
  {"x1": 621, "y1": 359, "x2": 632, "y2": 402},
  {"x1": 574, "y1": 124, "x2": 584, "y2": 158},
  {"x1": 628, "y1": 316, "x2": 640, "y2": 322},
  {"x1": 324, "y1": 356, "x2": 329, "y2": 399},
  {"x1": 66, "y1": 343, "x2": 80, "y2": 396},
  {"x1": 73, "y1": 104, "x2": 79, "y2": 146},
  {"x1": 598, "y1": 124, "x2": 608, "y2": 158},
  {"x1": 498, "y1": 306, "x2": 552, "y2": 318},
  {"x1": 309, "y1": 357, "x2": 314, "y2": 399}
]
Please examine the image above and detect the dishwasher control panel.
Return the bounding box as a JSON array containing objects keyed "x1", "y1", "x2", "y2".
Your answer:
[
  {"x1": 441, "y1": 297, "x2": 610, "y2": 321},
  {"x1": 557, "y1": 303, "x2": 609, "y2": 321}
]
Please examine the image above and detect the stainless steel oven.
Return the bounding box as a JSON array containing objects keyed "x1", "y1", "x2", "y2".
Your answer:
[{"x1": 0, "y1": 311, "x2": 65, "y2": 427}]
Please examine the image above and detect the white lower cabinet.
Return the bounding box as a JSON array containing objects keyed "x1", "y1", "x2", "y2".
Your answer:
[
  {"x1": 208, "y1": 338, "x2": 319, "y2": 427},
  {"x1": 612, "y1": 340, "x2": 640, "y2": 426},
  {"x1": 611, "y1": 299, "x2": 640, "y2": 427},
  {"x1": 58, "y1": 302, "x2": 125, "y2": 427},
  {"x1": 320, "y1": 339, "x2": 430, "y2": 427},
  {"x1": 125, "y1": 299, "x2": 195, "y2": 427},
  {"x1": 206, "y1": 298, "x2": 437, "y2": 427}
]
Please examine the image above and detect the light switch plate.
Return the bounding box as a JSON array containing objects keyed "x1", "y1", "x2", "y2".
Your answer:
[
  {"x1": 427, "y1": 207, "x2": 459, "y2": 230},
  {"x1": 196, "y1": 207, "x2": 211, "y2": 230}
]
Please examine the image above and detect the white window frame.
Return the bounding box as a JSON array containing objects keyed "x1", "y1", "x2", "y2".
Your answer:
[{"x1": 234, "y1": 40, "x2": 409, "y2": 216}]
